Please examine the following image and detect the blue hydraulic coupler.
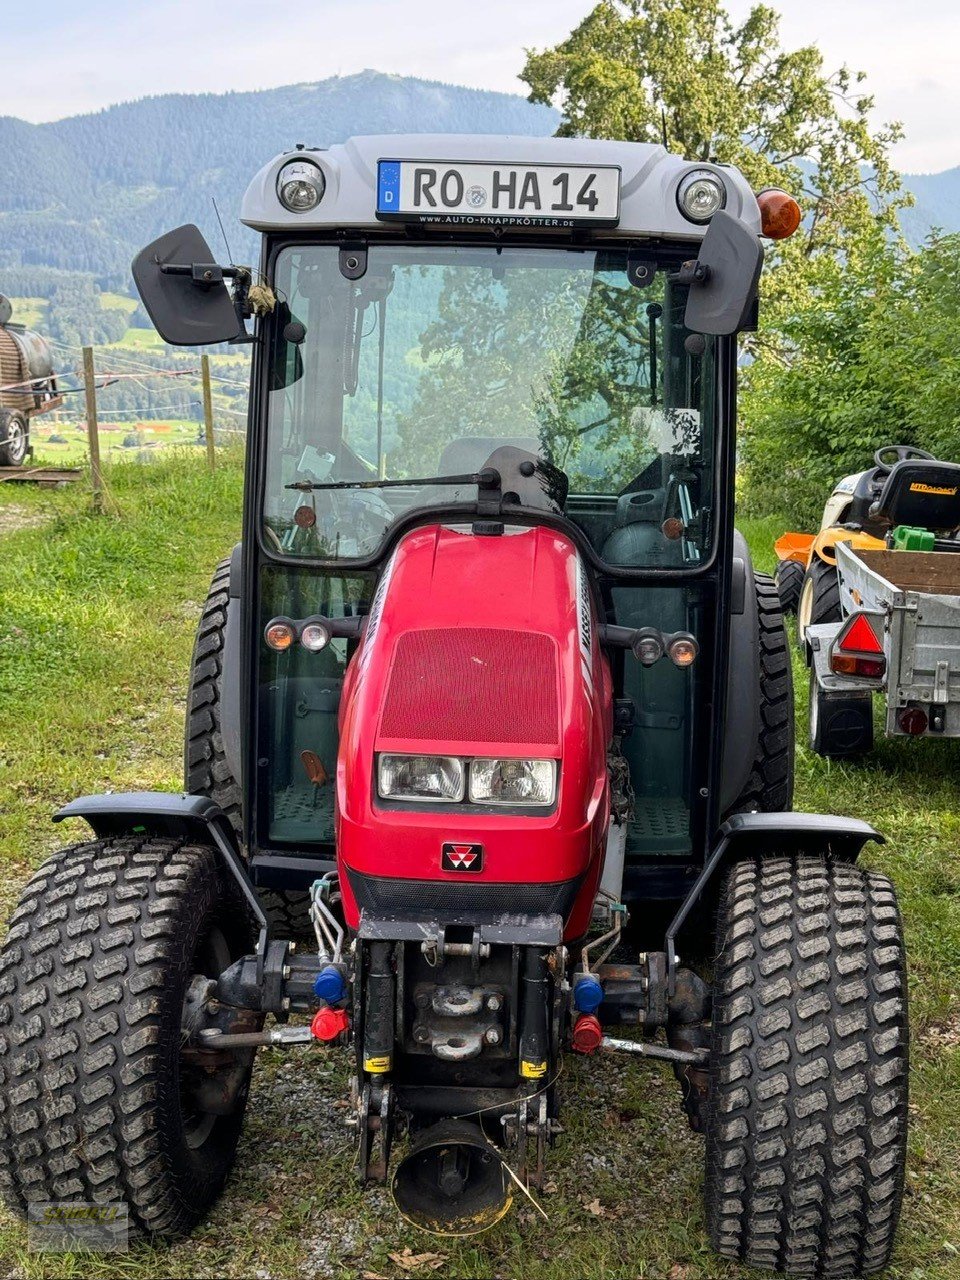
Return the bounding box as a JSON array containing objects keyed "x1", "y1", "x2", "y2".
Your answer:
[
  {"x1": 573, "y1": 972, "x2": 604, "y2": 1014},
  {"x1": 313, "y1": 964, "x2": 348, "y2": 1006}
]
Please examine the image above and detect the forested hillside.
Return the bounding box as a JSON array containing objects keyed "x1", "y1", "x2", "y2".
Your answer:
[{"x1": 0, "y1": 72, "x2": 557, "y2": 286}]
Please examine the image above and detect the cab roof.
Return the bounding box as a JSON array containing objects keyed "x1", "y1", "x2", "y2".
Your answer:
[{"x1": 240, "y1": 133, "x2": 760, "y2": 241}]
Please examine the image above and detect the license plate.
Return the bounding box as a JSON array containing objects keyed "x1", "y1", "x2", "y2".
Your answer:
[{"x1": 376, "y1": 160, "x2": 620, "y2": 227}]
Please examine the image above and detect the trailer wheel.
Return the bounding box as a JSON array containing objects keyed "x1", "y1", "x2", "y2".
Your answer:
[
  {"x1": 186, "y1": 558, "x2": 313, "y2": 938},
  {"x1": 797, "y1": 555, "x2": 840, "y2": 649},
  {"x1": 729, "y1": 574, "x2": 794, "y2": 813},
  {"x1": 0, "y1": 409, "x2": 28, "y2": 466},
  {"x1": 808, "y1": 668, "x2": 874, "y2": 758},
  {"x1": 774, "y1": 558, "x2": 804, "y2": 615},
  {"x1": 705, "y1": 855, "x2": 908, "y2": 1278},
  {"x1": 0, "y1": 838, "x2": 254, "y2": 1241}
]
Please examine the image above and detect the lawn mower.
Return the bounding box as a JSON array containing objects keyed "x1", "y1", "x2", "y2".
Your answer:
[
  {"x1": 0, "y1": 137, "x2": 908, "y2": 1276},
  {"x1": 775, "y1": 443, "x2": 952, "y2": 637}
]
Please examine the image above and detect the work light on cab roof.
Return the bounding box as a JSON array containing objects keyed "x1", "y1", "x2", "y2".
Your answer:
[{"x1": 0, "y1": 131, "x2": 907, "y2": 1279}]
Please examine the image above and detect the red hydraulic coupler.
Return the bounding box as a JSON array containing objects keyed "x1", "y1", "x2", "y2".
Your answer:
[
  {"x1": 311, "y1": 1006, "x2": 350, "y2": 1042},
  {"x1": 571, "y1": 1013, "x2": 603, "y2": 1054}
]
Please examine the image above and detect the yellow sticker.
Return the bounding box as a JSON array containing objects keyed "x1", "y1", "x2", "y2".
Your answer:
[
  {"x1": 520, "y1": 1059, "x2": 548, "y2": 1079},
  {"x1": 910, "y1": 482, "x2": 958, "y2": 496},
  {"x1": 364, "y1": 1055, "x2": 392, "y2": 1074}
]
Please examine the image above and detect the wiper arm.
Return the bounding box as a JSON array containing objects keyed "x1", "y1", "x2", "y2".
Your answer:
[{"x1": 285, "y1": 467, "x2": 501, "y2": 493}]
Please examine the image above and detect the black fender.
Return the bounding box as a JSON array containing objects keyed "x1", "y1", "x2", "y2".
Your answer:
[
  {"x1": 54, "y1": 791, "x2": 269, "y2": 955},
  {"x1": 665, "y1": 811, "x2": 884, "y2": 991},
  {"x1": 718, "y1": 528, "x2": 760, "y2": 812}
]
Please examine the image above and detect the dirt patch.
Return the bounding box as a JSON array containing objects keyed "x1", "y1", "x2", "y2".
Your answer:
[{"x1": 0, "y1": 503, "x2": 51, "y2": 536}]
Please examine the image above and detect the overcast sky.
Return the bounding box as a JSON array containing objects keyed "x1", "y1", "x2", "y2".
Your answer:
[{"x1": 2, "y1": 0, "x2": 957, "y2": 174}]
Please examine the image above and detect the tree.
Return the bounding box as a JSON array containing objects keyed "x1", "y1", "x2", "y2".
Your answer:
[
  {"x1": 523, "y1": 1, "x2": 905, "y2": 291},
  {"x1": 743, "y1": 230, "x2": 960, "y2": 525},
  {"x1": 521, "y1": 1, "x2": 913, "y2": 512}
]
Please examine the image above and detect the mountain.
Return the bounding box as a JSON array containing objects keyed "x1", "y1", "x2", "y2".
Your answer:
[
  {"x1": 1, "y1": 71, "x2": 958, "y2": 290},
  {"x1": 899, "y1": 167, "x2": 960, "y2": 243},
  {"x1": 0, "y1": 71, "x2": 558, "y2": 287}
]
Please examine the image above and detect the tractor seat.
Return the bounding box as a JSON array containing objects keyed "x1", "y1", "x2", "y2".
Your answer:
[
  {"x1": 601, "y1": 488, "x2": 685, "y2": 567},
  {"x1": 870, "y1": 459, "x2": 960, "y2": 533},
  {"x1": 439, "y1": 436, "x2": 542, "y2": 476}
]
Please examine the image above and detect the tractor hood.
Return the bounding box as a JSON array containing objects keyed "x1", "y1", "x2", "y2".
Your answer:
[{"x1": 334, "y1": 523, "x2": 613, "y2": 937}]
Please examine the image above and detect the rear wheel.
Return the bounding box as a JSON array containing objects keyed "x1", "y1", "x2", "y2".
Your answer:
[
  {"x1": 774, "y1": 559, "x2": 804, "y2": 615},
  {"x1": 797, "y1": 556, "x2": 840, "y2": 649},
  {"x1": 186, "y1": 558, "x2": 313, "y2": 938},
  {"x1": 809, "y1": 668, "x2": 874, "y2": 758},
  {"x1": 0, "y1": 409, "x2": 28, "y2": 467},
  {"x1": 729, "y1": 574, "x2": 794, "y2": 813},
  {"x1": 0, "y1": 838, "x2": 254, "y2": 1241},
  {"x1": 705, "y1": 855, "x2": 908, "y2": 1277}
]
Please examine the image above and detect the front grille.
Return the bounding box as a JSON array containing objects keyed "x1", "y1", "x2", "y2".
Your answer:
[
  {"x1": 346, "y1": 868, "x2": 580, "y2": 918},
  {"x1": 379, "y1": 627, "x2": 559, "y2": 745}
]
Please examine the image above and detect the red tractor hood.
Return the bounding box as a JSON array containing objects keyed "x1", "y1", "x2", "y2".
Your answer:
[{"x1": 335, "y1": 523, "x2": 613, "y2": 939}]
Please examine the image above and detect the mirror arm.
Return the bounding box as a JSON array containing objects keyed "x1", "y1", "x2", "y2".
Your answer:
[
  {"x1": 158, "y1": 261, "x2": 245, "y2": 284},
  {"x1": 670, "y1": 260, "x2": 710, "y2": 287}
]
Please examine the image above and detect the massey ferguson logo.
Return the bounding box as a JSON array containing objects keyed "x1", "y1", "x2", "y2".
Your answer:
[{"x1": 441, "y1": 842, "x2": 484, "y2": 872}]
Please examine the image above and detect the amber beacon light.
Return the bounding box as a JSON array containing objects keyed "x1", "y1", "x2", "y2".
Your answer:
[{"x1": 757, "y1": 188, "x2": 802, "y2": 240}]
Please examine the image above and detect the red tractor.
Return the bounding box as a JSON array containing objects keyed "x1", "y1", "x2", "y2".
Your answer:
[{"x1": 0, "y1": 138, "x2": 907, "y2": 1276}]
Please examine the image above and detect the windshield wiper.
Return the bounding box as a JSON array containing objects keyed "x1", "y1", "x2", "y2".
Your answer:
[{"x1": 285, "y1": 467, "x2": 501, "y2": 493}]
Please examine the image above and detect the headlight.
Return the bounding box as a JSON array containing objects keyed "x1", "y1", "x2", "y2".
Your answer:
[
  {"x1": 677, "y1": 169, "x2": 726, "y2": 223},
  {"x1": 277, "y1": 159, "x2": 325, "y2": 213},
  {"x1": 300, "y1": 621, "x2": 331, "y2": 652},
  {"x1": 378, "y1": 754, "x2": 464, "y2": 803},
  {"x1": 469, "y1": 758, "x2": 557, "y2": 807}
]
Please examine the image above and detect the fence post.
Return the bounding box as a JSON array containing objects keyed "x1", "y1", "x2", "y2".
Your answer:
[
  {"x1": 82, "y1": 346, "x2": 104, "y2": 513},
  {"x1": 202, "y1": 354, "x2": 215, "y2": 470}
]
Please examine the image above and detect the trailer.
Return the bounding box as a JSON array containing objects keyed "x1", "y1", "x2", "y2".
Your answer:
[
  {"x1": 808, "y1": 537, "x2": 960, "y2": 755},
  {"x1": 0, "y1": 293, "x2": 63, "y2": 465}
]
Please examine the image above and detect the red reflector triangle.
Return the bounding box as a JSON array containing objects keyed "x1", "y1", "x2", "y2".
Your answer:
[{"x1": 840, "y1": 613, "x2": 883, "y2": 654}]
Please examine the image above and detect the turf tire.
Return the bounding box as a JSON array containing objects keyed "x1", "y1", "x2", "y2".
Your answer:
[
  {"x1": 0, "y1": 837, "x2": 254, "y2": 1241},
  {"x1": 705, "y1": 855, "x2": 908, "y2": 1277},
  {"x1": 729, "y1": 574, "x2": 794, "y2": 814}
]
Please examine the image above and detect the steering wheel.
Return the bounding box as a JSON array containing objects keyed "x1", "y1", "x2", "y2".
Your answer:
[{"x1": 874, "y1": 444, "x2": 935, "y2": 474}]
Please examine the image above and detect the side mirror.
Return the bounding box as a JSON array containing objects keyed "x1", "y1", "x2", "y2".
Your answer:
[
  {"x1": 132, "y1": 224, "x2": 242, "y2": 346},
  {"x1": 682, "y1": 210, "x2": 763, "y2": 336}
]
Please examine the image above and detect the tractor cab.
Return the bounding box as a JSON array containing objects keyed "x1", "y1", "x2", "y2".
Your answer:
[{"x1": 0, "y1": 138, "x2": 908, "y2": 1275}]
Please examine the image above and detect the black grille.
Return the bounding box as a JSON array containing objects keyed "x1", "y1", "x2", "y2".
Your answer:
[{"x1": 346, "y1": 869, "x2": 580, "y2": 919}]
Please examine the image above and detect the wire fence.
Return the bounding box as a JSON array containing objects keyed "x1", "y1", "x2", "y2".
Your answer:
[{"x1": 1, "y1": 339, "x2": 250, "y2": 509}]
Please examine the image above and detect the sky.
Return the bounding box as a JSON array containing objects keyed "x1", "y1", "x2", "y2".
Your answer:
[{"x1": 1, "y1": 0, "x2": 957, "y2": 174}]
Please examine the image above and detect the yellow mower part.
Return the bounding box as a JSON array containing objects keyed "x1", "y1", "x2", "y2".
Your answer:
[{"x1": 809, "y1": 527, "x2": 885, "y2": 567}]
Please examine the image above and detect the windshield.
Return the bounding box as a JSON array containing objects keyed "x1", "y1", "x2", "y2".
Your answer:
[{"x1": 263, "y1": 243, "x2": 717, "y2": 567}]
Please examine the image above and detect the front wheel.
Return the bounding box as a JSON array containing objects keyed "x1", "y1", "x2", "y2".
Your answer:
[
  {"x1": 774, "y1": 558, "x2": 804, "y2": 615},
  {"x1": 705, "y1": 855, "x2": 908, "y2": 1277},
  {"x1": 797, "y1": 556, "x2": 840, "y2": 651},
  {"x1": 0, "y1": 837, "x2": 255, "y2": 1241}
]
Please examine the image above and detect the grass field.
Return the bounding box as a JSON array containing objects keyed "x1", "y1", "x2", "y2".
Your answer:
[{"x1": 0, "y1": 459, "x2": 958, "y2": 1279}]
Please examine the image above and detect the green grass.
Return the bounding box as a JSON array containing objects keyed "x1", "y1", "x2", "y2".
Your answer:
[
  {"x1": 5, "y1": 298, "x2": 47, "y2": 329},
  {"x1": 98, "y1": 293, "x2": 139, "y2": 315},
  {"x1": 110, "y1": 326, "x2": 167, "y2": 350},
  {"x1": 0, "y1": 488, "x2": 958, "y2": 1278}
]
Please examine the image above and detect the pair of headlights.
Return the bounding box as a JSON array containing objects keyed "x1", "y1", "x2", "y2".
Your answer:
[{"x1": 378, "y1": 754, "x2": 557, "y2": 807}]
